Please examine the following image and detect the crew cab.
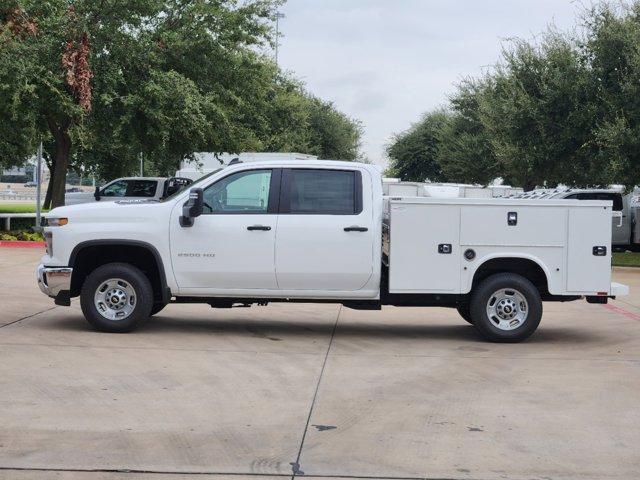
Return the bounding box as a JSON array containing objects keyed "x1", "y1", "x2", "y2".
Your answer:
[
  {"x1": 37, "y1": 160, "x2": 628, "y2": 342},
  {"x1": 65, "y1": 177, "x2": 192, "y2": 205}
]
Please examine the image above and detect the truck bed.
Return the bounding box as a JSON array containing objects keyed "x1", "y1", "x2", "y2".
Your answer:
[{"x1": 383, "y1": 197, "x2": 613, "y2": 296}]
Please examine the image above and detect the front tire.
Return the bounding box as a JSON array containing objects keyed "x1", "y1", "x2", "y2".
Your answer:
[
  {"x1": 470, "y1": 273, "x2": 542, "y2": 342},
  {"x1": 80, "y1": 263, "x2": 153, "y2": 333},
  {"x1": 456, "y1": 303, "x2": 474, "y2": 324},
  {"x1": 150, "y1": 302, "x2": 168, "y2": 316}
]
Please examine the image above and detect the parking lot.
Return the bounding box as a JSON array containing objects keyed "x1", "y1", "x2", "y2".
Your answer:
[{"x1": 1, "y1": 247, "x2": 639, "y2": 480}]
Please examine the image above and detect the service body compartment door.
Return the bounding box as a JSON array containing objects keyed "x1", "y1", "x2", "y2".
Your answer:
[
  {"x1": 389, "y1": 203, "x2": 461, "y2": 292},
  {"x1": 460, "y1": 206, "x2": 566, "y2": 247},
  {"x1": 566, "y1": 207, "x2": 612, "y2": 293}
]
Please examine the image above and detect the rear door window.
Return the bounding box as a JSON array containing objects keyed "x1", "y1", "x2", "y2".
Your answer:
[
  {"x1": 125, "y1": 180, "x2": 158, "y2": 197},
  {"x1": 282, "y1": 169, "x2": 362, "y2": 215}
]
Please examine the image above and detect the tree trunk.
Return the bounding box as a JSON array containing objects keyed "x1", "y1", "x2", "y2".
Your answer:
[
  {"x1": 43, "y1": 160, "x2": 55, "y2": 210},
  {"x1": 47, "y1": 118, "x2": 72, "y2": 208}
]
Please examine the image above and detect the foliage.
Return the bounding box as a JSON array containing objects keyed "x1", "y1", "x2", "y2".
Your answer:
[
  {"x1": 0, "y1": 203, "x2": 47, "y2": 213},
  {"x1": 386, "y1": 109, "x2": 449, "y2": 182},
  {"x1": 0, "y1": 0, "x2": 363, "y2": 207},
  {"x1": 0, "y1": 229, "x2": 42, "y2": 240},
  {"x1": 612, "y1": 251, "x2": 640, "y2": 267},
  {"x1": 437, "y1": 80, "x2": 501, "y2": 185},
  {"x1": 386, "y1": 1, "x2": 640, "y2": 190}
]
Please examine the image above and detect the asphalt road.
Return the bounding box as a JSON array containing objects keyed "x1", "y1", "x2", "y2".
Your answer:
[{"x1": 1, "y1": 248, "x2": 639, "y2": 480}]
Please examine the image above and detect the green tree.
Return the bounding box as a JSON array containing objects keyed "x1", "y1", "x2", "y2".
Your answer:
[
  {"x1": 479, "y1": 33, "x2": 600, "y2": 190},
  {"x1": 584, "y1": 2, "x2": 640, "y2": 189},
  {"x1": 386, "y1": 109, "x2": 450, "y2": 182},
  {"x1": 304, "y1": 95, "x2": 363, "y2": 160},
  {"x1": 0, "y1": 0, "x2": 281, "y2": 207},
  {"x1": 437, "y1": 80, "x2": 501, "y2": 185}
]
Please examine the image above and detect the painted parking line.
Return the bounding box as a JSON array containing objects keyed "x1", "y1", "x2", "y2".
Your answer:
[{"x1": 603, "y1": 303, "x2": 640, "y2": 321}]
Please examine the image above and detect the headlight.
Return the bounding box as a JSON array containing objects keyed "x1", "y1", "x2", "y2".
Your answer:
[
  {"x1": 43, "y1": 217, "x2": 68, "y2": 227},
  {"x1": 44, "y1": 231, "x2": 53, "y2": 256}
]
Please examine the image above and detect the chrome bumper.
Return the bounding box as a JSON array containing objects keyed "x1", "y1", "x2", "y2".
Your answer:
[{"x1": 37, "y1": 264, "x2": 73, "y2": 298}]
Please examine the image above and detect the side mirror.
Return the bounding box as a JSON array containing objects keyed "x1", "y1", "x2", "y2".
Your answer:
[
  {"x1": 94, "y1": 186, "x2": 101, "y2": 201},
  {"x1": 180, "y1": 188, "x2": 204, "y2": 227}
]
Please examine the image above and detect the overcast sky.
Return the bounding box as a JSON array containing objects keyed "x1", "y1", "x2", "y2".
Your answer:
[{"x1": 276, "y1": 0, "x2": 583, "y2": 167}]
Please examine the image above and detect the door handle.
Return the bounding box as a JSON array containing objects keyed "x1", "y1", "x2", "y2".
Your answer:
[
  {"x1": 344, "y1": 226, "x2": 368, "y2": 232},
  {"x1": 247, "y1": 225, "x2": 271, "y2": 231}
]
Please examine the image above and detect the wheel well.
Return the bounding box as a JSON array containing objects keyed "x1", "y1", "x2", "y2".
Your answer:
[
  {"x1": 472, "y1": 257, "x2": 549, "y2": 295},
  {"x1": 70, "y1": 243, "x2": 166, "y2": 301}
]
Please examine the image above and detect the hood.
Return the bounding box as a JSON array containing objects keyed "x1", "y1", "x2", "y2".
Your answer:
[{"x1": 47, "y1": 199, "x2": 166, "y2": 218}]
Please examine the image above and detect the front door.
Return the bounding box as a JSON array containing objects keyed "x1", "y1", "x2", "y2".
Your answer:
[
  {"x1": 275, "y1": 168, "x2": 374, "y2": 291},
  {"x1": 170, "y1": 168, "x2": 280, "y2": 291}
]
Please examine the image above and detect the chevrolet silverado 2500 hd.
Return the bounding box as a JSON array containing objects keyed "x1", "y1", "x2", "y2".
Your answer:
[{"x1": 37, "y1": 160, "x2": 628, "y2": 342}]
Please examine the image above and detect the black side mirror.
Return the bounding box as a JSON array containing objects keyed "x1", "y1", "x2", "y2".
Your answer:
[
  {"x1": 94, "y1": 186, "x2": 101, "y2": 201},
  {"x1": 180, "y1": 188, "x2": 204, "y2": 227}
]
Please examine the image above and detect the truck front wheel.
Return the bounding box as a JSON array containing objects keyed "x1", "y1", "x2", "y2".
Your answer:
[
  {"x1": 456, "y1": 303, "x2": 473, "y2": 324},
  {"x1": 80, "y1": 263, "x2": 153, "y2": 333},
  {"x1": 470, "y1": 273, "x2": 542, "y2": 342}
]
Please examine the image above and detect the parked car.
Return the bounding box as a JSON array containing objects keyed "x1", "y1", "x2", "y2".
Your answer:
[
  {"x1": 523, "y1": 189, "x2": 631, "y2": 248},
  {"x1": 38, "y1": 160, "x2": 627, "y2": 342},
  {"x1": 24, "y1": 181, "x2": 38, "y2": 188},
  {"x1": 64, "y1": 177, "x2": 193, "y2": 205},
  {"x1": 65, "y1": 187, "x2": 84, "y2": 193}
]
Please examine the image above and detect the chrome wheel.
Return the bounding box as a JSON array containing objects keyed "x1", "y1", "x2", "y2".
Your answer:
[
  {"x1": 486, "y1": 288, "x2": 528, "y2": 331},
  {"x1": 94, "y1": 278, "x2": 137, "y2": 321}
]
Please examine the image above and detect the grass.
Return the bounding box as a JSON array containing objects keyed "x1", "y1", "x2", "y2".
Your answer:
[
  {"x1": 0, "y1": 203, "x2": 48, "y2": 214},
  {"x1": 612, "y1": 252, "x2": 640, "y2": 267}
]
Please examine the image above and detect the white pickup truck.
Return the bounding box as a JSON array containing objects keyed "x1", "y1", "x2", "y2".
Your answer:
[{"x1": 37, "y1": 160, "x2": 628, "y2": 342}]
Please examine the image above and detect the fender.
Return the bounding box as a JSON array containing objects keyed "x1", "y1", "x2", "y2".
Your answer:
[
  {"x1": 463, "y1": 252, "x2": 554, "y2": 295},
  {"x1": 69, "y1": 239, "x2": 170, "y2": 303}
]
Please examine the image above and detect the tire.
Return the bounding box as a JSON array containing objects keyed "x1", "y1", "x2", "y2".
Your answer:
[
  {"x1": 456, "y1": 303, "x2": 474, "y2": 324},
  {"x1": 470, "y1": 273, "x2": 542, "y2": 343},
  {"x1": 150, "y1": 302, "x2": 168, "y2": 316},
  {"x1": 80, "y1": 262, "x2": 153, "y2": 333}
]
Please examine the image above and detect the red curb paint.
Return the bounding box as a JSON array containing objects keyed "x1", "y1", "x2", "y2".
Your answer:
[
  {"x1": 603, "y1": 303, "x2": 640, "y2": 322},
  {"x1": 0, "y1": 241, "x2": 45, "y2": 248}
]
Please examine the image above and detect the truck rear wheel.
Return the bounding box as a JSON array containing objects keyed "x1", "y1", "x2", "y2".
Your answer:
[
  {"x1": 470, "y1": 273, "x2": 542, "y2": 342},
  {"x1": 80, "y1": 263, "x2": 153, "y2": 333}
]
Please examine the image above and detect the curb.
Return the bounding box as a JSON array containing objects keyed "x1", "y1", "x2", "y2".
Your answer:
[{"x1": 0, "y1": 241, "x2": 45, "y2": 248}]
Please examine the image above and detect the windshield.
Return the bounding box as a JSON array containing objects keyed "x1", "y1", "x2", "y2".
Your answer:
[{"x1": 160, "y1": 168, "x2": 224, "y2": 202}]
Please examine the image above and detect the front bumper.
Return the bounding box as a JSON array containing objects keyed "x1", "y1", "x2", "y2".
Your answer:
[{"x1": 37, "y1": 264, "x2": 73, "y2": 299}]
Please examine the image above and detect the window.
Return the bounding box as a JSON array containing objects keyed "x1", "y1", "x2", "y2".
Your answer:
[
  {"x1": 101, "y1": 179, "x2": 157, "y2": 198},
  {"x1": 202, "y1": 169, "x2": 272, "y2": 214},
  {"x1": 101, "y1": 180, "x2": 128, "y2": 197},
  {"x1": 566, "y1": 192, "x2": 623, "y2": 211},
  {"x1": 285, "y1": 169, "x2": 360, "y2": 215}
]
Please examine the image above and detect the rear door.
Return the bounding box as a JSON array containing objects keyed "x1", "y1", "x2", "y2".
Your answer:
[{"x1": 275, "y1": 168, "x2": 374, "y2": 291}]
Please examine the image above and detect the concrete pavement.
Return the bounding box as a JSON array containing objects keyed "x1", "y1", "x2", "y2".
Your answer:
[{"x1": 0, "y1": 247, "x2": 639, "y2": 480}]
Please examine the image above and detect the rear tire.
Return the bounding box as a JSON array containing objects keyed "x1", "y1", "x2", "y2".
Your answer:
[
  {"x1": 470, "y1": 273, "x2": 542, "y2": 342},
  {"x1": 80, "y1": 262, "x2": 153, "y2": 333}
]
